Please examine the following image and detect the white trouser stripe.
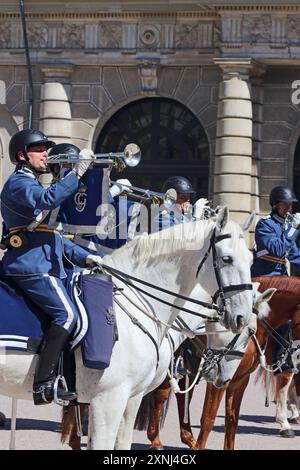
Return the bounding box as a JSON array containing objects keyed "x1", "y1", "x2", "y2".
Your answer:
[
  {"x1": 0, "y1": 341, "x2": 27, "y2": 349},
  {"x1": 0, "y1": 335, "x2": 28, "y2": 340},
  {"x1": 47, "y1": 275, "x2": 74, "y2": 330}
]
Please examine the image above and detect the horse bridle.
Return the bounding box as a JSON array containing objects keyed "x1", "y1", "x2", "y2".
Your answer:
[
  {"x1": 100, "y1": 227, "x2": 253, "y2": 321},
  {"x1": 196, "y1": 228, "x2": 253, "y2": 319}
]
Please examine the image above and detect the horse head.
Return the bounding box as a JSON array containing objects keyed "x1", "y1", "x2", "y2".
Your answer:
[
  {"x1": 203, "y1": 286, "x2": 276, "y2": 388},
  {"x1": 196, "y1": 206, "x2": 254, "y2": 334}
]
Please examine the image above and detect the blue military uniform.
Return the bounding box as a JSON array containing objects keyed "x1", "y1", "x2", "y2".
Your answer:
[
  {"x1": 1, "y1": 164, "x2": 91, "y2": 332},
  {"x1": 251, "y1": 211, "x2": 300, "y2": 277},
  {"x1": 251, "y1": 210, "x2": 300, "y2": 375}
]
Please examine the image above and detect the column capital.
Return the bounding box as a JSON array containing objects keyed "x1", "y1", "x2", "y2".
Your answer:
[
  {"x1": 213, "y1": 58, "x2": 265, "y2": 81},
  {"x1": 41, "y1": 65, "x2": 74, "y2": 83}
]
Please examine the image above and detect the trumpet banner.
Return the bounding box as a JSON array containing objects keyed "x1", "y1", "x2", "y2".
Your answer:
[{"x1": 48, "y1": 167, "x2": 110, "y2": 234}]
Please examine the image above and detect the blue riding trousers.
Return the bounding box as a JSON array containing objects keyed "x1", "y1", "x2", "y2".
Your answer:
[{"x1": 11, "y1": 274, "x2": 78, "y2": 333}]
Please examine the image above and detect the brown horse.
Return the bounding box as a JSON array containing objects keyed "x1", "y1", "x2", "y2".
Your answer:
[{"x1": 144, "y1": 276, "x2": 300, "y2": 450}]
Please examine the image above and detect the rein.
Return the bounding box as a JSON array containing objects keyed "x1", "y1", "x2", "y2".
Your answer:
[
  {"x1": 195, "y1": 229, "x2": 253, "y2": 318},
  {"x1": 101, "y1": 228, "x2": 253, "y2": 321},
  {"x1": 251, "y1": 314, "x2": 299, "y2": 373},
  {"x1": 101, "y1": 263, "x2": 219, "y2": 320},
  {"x1": 113, "y1": 295, "x2": 160, "y2": 368}
]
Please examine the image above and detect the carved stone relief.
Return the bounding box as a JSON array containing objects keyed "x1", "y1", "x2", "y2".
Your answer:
[
  {"x1": 61, "y1": 23, "x2": 85, "y2": 48},
  {"x1": 243, "y1": 15, "x2": 271, "y2": 44},
  {"x1": 27, "y1": 24, "x2": 48, "y2": 48},
  {"x1": 213, "y1": 21, "x2": 221, "y2": 46},
  {"x1": 175, "y1": 23, "x2": 199, "y2": 48},
  {"x1": 139, "y1": 24, "x2": 161, "y2": 48},
  {"x1": 0, "y1": 23, "x2": 11, "y2": 48},
  {"x1": 1, "y1": 13, "x2": 300, "y2": 52},
  {"x1": 138, "y1": 62, "x2": 158, "y2": 94},
  {"x1": 99, "y1": 23, "x2": 122, "y2": 48},
  {"x1": 287, "y1": 16, "x2": 300, "y2": 44}
]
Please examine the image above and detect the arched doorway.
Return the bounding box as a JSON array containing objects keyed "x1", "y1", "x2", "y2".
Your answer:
[{"x1": 95, "y1": 97, "x2": 210, "y2": 198}]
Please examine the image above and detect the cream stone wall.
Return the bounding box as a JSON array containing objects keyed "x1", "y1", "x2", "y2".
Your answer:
[{"x1": 0, "y1": 1, "x2": 300, "y2": 228}]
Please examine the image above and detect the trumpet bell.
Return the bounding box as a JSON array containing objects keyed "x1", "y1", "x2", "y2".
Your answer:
[{"x1": 124, "y1": 143, "x2": 141, "y2": 167}]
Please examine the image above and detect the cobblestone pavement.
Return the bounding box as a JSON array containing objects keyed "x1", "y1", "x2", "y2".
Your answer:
[{"x1": 0, "y1": 375, "x2": 299, "y2": 450}]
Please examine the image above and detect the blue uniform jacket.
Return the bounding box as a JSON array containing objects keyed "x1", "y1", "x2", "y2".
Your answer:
[
  {"x1": 251, "y1": 211, "x2": 300, "y2": 276},
  {"x1": 1, "y1": 167, "x2": 90, "y2": 278}
]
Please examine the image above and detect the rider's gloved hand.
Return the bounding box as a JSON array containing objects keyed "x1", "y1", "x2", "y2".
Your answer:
[
  {"x1": 109, "y1": 179, "x2": 132, "y2": 198},
  {"x1": 73, "y1": 149, "x2": 95, "y2": 179},
  {"x1": 193, "y1": 198, "x2": 209, "y2": 219},
  {"x1": 85, "y1": 254, "x2": 103, "y2": 268},
  {"x1": 289, "y1": 212, "x2": 300, "y2": 230}
]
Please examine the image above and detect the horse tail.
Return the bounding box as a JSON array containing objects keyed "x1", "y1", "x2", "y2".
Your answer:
[
  {"x1": 134, "y1": 389, "x2": 171, "y2": 431},
  {"x1": 134, "y1": 392, "x2": 155, "y2": 431}
]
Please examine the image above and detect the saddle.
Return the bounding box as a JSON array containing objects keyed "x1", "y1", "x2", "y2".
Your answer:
[{"x1": 0, "y1": 264, "x2": 117, "y2": 370}]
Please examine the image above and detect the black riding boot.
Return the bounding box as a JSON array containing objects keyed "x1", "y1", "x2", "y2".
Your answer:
[{"x1": 33, "y1": 323, "x2": 77, "y2": 405}]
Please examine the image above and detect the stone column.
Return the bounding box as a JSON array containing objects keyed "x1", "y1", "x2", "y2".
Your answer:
[
  {"x1": 213, "y1": 59, "x2": 253, "y2": 225},
  {"x1": 39, "y1": 66, "x2": 73, "y2": 187},
  {"x1": 40, "y1": 66, "x2": 73, "y2": 143},
  {"x1": 250, "y1": 67, "x2": 266, "y2": 217}
]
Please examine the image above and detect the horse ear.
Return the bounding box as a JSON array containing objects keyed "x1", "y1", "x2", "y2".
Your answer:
[
  {"x1": 254, "y1": 287, "x2": 276, "y2": 319},
  {"x1": 216, "y1": 205, "x2": 229, "y2": 231},
  {"x1": 241, "y1": 211, "x2": 256, "y2": 232},
  {"x1": 260, "y1": 287, "x2": 277, "y2": 303}
]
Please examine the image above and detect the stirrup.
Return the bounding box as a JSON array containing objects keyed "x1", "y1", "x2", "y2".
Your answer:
[{"x1": 53, "y1": 375, "x2": 70, "y2": 406}]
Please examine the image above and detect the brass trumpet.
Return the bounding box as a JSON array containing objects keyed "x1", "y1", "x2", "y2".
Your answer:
[
  {"x1": 111, "y1": 181, "x2": 177, "y2": 209},
  {"x1": 47, "y1": 143, "x2": 141, "y2": 171}
]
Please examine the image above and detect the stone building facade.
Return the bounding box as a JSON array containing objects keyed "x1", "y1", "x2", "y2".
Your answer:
[{"x1": 0, "y1": 0, "x2": 300, "y2": 228}]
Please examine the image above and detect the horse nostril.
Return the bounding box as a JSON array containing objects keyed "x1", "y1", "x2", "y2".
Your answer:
[{"x1": 236, "y1": 315, "x2": 244, "y2": 329}]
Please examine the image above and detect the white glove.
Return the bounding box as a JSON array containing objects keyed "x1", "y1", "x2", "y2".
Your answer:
[
  {"x1": 85, "y1": 254, "x2": 103, "y2": 268},
  {"x1": 288, "y1": 212, "x2": 300, "y2": 229},
  {"x1": 73, "y1": 148, "x2": 95, "y2": 179},
  {"x1": 193, "y1": 198, "x2": 209, "y2": 219},
  {"x1": 109, "y1": 179, "x2": 132, "y2": 198}
]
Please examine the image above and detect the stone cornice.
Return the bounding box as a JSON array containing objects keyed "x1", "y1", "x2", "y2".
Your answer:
[
  {"x1": 2, "y1": 5, "x2": 300, "y2": 19},
  {"x1": 0, "y1": 11, "x2": 219, "y2": 20},
  {"x1": 215, "y1": 5, "x2": 300, "y2": 13}
]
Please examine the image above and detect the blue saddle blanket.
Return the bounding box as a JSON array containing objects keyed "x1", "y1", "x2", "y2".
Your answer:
[{"x1": 0, "y1": 268, "x2": 115, "y2": 369}]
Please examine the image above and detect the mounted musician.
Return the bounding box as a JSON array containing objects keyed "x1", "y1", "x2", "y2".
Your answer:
[
  {"x1": 153, "y1": 175, "x2": 209, "y2": 232},
  {"x1": 0, "y1": 129, "x2": 103, "y2": 405},
  {"x1": 251, "y1": 185, "x2": 300, "y2": 374},
  {"x1": 47, "y1": 142, "x2": 141, "y2": 255}
]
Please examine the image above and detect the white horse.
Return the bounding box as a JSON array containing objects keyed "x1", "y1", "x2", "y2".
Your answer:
[
  {"x1": 0, "y1": 207, "x2": 253, "y2": 450},
  {"x1": 202, "y1": 282, "x2": 276, "y2": 388}
]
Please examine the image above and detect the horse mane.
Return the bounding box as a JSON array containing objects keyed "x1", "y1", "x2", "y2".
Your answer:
[
  {"x1": 253, "y1": 276, "x2": 300, "y2": 296},
  {"x1": 107, "y1": 218, "x2": 245, "y2": 265},
  {"x1": 257, "y1": 300, "x2": 271, "y2": 320}
]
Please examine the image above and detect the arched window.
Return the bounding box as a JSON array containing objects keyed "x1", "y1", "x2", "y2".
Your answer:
[{"x1": 95, "y1": 98, "x2": 210, "y2": 198}]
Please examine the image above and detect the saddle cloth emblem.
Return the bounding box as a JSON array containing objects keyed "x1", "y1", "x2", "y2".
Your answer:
[
  {"x1": 106, "y1": 306, "x2": 115, "y2": 325},
  {"x1": 74, "y1": 187, "x2": 87, "y2": 213}
]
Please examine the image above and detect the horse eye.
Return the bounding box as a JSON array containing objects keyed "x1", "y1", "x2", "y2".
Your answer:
[{"x1": 222, "y1": 256, "x2": 233, "y2": 264}]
